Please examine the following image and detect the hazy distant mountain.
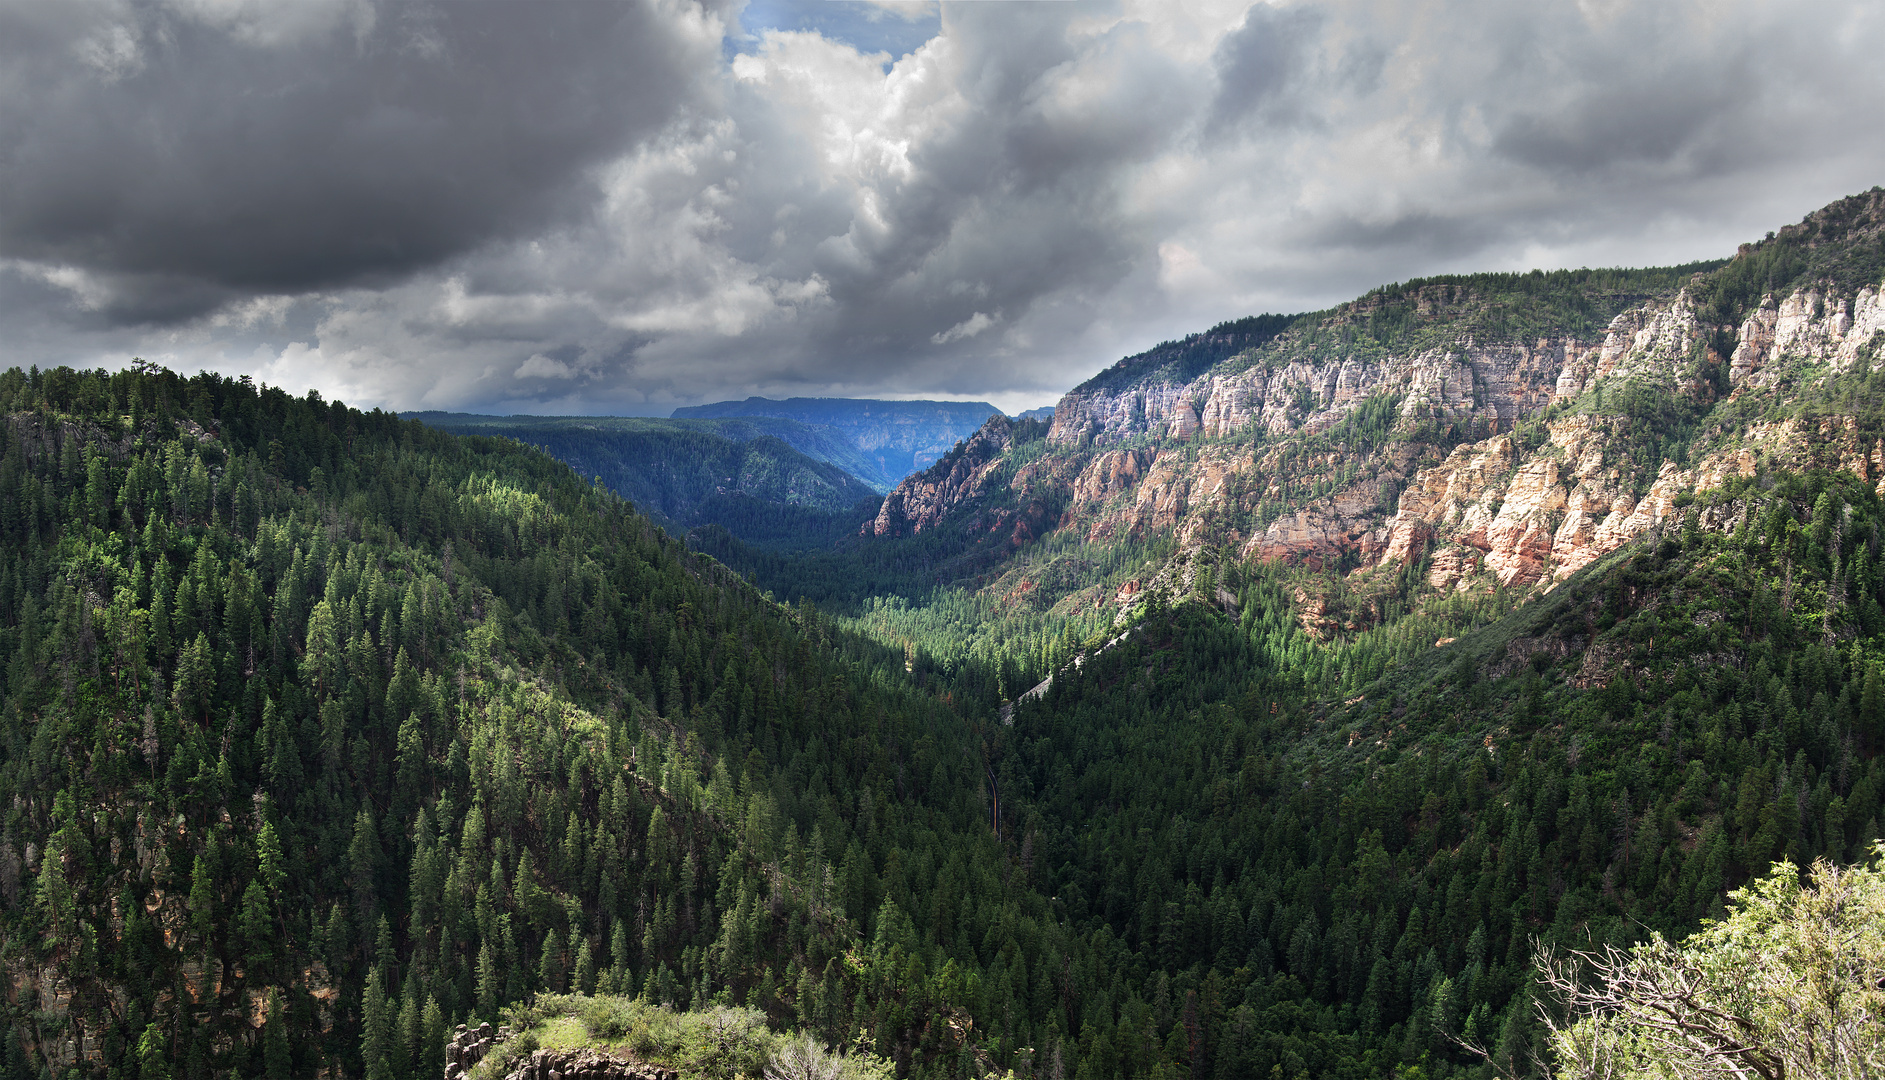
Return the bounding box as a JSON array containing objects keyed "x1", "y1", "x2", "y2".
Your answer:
[
  {"x1": 1013, "y1": 405, "x2": 1055, "y2": 422},
  {"x1": 672, "y1": 396, "x2": 1003, "y2": 484},
  {"x1": 407, "y1": 413, "x2": 883, "y2": 528}
]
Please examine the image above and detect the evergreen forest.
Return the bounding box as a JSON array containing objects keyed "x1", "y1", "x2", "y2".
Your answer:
[{"x1": 4, "y1": 192, "x2": 1885, "y2": 1080}]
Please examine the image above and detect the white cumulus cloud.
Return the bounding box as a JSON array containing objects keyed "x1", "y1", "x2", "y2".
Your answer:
[{"x1": 0, "y1": 0, "x2": 1881, "y2": 417}]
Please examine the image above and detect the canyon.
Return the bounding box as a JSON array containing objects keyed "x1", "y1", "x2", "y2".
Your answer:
[{"x1": 865, "y1": 189, "x2": 1885, "y2": 621}]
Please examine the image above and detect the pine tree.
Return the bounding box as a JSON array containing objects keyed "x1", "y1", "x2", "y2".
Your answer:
[
  {"x1": 476, "y1": 939, "x2": 500, "y2": 1021},
  {"x1": 539, "y1": 927, "x2": 566, "y2": 994},
  {"x1": 574, "y1": 934, "x2": 597, "y2": 996},
  {"x1": 419, "y1": 997, "x2": 447, "y2": 1080},
  {"x1": 396, "y1": 969, "x2": 422, "y2": 1080},
  {"x1": 0, "y1": 1024, "x2": 32, "y2": 1080},
  {"x1": 262, "y1": 991, "x2": 292, "y2": 1080},
  {"x1": 136, "y1": 1021, "x2": 171, "y2": 1080},
  {"x1": 187, "y1": 839, "x2": 218, "y2": 946},
  {"x1": 349, "y1": 808, "x2": 381, "y2": 934},
  {"x1": 361, "y1": 966, "x2": 394, "y2": 1080},
  {"x1": 238, "y1": 878, "x2": 273, "y2": 966}
]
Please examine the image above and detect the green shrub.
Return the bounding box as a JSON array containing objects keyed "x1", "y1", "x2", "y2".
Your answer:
[
  {"x1": 576, "y1": 995, "x2": 660, "y2": 1043},
  {"x1": 1540, "y1": 845, "x2": 1885, "y2": 1079},
  {"x1": 676, "y1": 1006, "x2": 773, "y2": 1080},
  {"x1": 765, "y1": 1036, "x2": 898, "y2": 1080}
]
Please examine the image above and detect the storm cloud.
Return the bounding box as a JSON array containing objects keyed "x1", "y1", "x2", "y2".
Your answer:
[
  {"x1": 2, "y1": 0, "x2": 1883, "y2": 415},
  {"x1": 0, "y1": 0, "x2": 717, "y2": 321}
]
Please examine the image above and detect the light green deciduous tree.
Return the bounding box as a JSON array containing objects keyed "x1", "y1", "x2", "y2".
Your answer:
[{"x1": 1539, "y1": 845, "x2": 1885, "y2": 1080}]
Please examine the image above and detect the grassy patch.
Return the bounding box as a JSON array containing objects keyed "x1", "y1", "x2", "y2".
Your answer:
[{"x1": 486, "y1": 994, "x2": 897, "y2": 1080}]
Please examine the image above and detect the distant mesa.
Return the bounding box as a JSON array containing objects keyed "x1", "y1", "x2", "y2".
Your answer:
[
  {"x1": 672, "y1": 396, "x2": 1007, "y2": 485},
  {"x1": 1013, "y1": 405, "x2": 1056, "y2": 422}
]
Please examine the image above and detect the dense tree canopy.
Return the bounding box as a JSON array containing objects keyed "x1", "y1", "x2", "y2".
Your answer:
[{"x1": 0, "y1": 360, "x2": 1883, "y2": 1080}]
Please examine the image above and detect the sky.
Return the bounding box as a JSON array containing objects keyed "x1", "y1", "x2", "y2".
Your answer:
[{"x1": 1, "y1": 1, "x2": 1883, "y2": 417}]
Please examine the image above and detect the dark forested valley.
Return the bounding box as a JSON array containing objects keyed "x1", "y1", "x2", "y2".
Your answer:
[{"x1": 5, "y1": 187, "x2": 1885, "y2": 1080}]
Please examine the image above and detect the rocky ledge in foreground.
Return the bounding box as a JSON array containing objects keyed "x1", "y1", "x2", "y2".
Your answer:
[
  {"x1": 493, "y1": 1047, "x2": 677, "y2": 1080},
  {"x1": 444, "y1": 1023, "x2": 676, "y2": 1080}
]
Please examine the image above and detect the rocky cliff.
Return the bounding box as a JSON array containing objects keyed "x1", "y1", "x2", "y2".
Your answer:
[
  {"x1": 867, "y1": 416, "x2": 1020, "y2": 538},
  {"x1": 1359, "y1": 279, "x2": 1885, "y2": 592},
  {"x1": 863, "y1": 187, "x2": 1885, "y2": 622},
  {"x1": 864, "y1": 415, "x2": 1065, "y2": 552},
  {"x1": 1047, "y1": 337, "x2": 1566, "y2": 449}
]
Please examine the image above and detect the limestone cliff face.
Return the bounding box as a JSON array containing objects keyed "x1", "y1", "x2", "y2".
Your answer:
[
  {"x1": 1380, "y1": 419, "x2": 1694, "y2": 590},
  {"x1": 876, "y1": 285, "x2": 1884, "y2": 598},
  {"x1": 1731, "y1": 284, "x2": 1885, "y2": 385},
  {"x1": 1369, "y1": 408, "x2": 1885, "y2": 597},
  {"x1": 1552, "y1": 291, "x2": 1712, "y2": 398},
  {"x1": 1045, "y1": 273, "x2": 1885, "y2": 466},
  {"x1": 1377, "y1": 285, "x2": 1885, "y2": 591},
  {"x1": 1048, "y1": 339, "x2": 1568, "y2": 449},
  {"x1": 865, "y1": 191, "x2": 1885, "y2": 618}
]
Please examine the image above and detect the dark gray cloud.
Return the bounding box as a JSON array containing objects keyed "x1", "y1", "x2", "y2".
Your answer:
[
  {"x1": 1481, "y1": 6, "x2": 1761, "y2": 177},
  {"x1": 1, "y1": 0, "x2": 1883, "y2": 416},
  {"x1": 1302, "y1": 210, "x2": 1504, "y2": 264},
  {"x1": 1205, "y1": 3, "x2": 1321, "y2": 135},
  {"x1": 780, "y1": 7, "x2": 1188, "y2": 366},
  {"x1": 0, "y1": 0, "x2": 712, "y2": 322}
]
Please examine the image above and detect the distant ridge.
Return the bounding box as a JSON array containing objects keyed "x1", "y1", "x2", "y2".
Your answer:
[
  {"x1": 672, "y1": 396, "x2": 1003, "y2": 483},
  {"x1": 406, "y1": 412, "x2": 883, "y2": 530}
]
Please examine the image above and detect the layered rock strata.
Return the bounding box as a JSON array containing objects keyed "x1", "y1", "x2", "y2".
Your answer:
[
  {"x1": 1048, "y1": 340, "x2": 1570, "y2": 450},
  {"x1": 868, "y1": 266, "x2": 1885, "y2": 608},
  {"x1": 1731, "y1": 285, "x2": 1885, "y2": 386}
]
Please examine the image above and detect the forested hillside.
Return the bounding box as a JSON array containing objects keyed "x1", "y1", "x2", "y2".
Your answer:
[
  {"x1": 0, "y1": 365, "x2": 1023, "y2": 1079},
  {"x1": 671, "y1": 399, "x2": 1004, "y2": 487},
  {"x1": 406, "y1": 413, "x2": 885, "y2": 547},
  {"x1": 999, "y1": 460, "x2": 1885, "y2": 1078}
]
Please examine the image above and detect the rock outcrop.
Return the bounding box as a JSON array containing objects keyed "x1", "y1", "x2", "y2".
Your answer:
[
  {"x1": 867, "y1": 257, "x2": 1885, "y2": 616},
  {"x1": 1372, "y1": 283, "x2": 1885, "y2": 590},
  {"x1": 867, "y1": 416, "x2": 1010, "y2": 537},
  {"x1": 445, "y1": 1021, "x2": 510, "y2": 1079},
  {"x1": 1731, "y1": 285, "x2": 1885, "y2": 386},
  {"x1": 443, "y1": 1023, "x2": 678, "y2": 1080},
  {"x1": 867, "y1": 415, "x2": 1028, "y2": 538},
  {"x1": 1048, "y1": 338, "x2": 1572, "y2": 450},
  {"x1": 856, "y1": 190, "x2": 1885, "y2": 629},
  {"x1": 491, "y1": 1048, "x2": 676, "y2": 1080}
]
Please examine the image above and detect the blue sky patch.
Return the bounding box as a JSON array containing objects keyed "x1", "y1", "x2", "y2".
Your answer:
[{"x1": 735, "y1": 1, "x2": 942, "y2": 65}]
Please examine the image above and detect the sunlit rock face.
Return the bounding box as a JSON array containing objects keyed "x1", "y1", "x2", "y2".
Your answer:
[
  {"x1": 874, "y1": 267, "x2": 1885, "y2": 604},
  {"x1": 867, "y1": 192, "x2": 1885, "y2": 623},
  {"x1": 867, "y1": 415, "x2": 1017, "y2": 538},
  {"x1": 1048, "y1": 341, "x2": 1568, "y2": 450}
]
